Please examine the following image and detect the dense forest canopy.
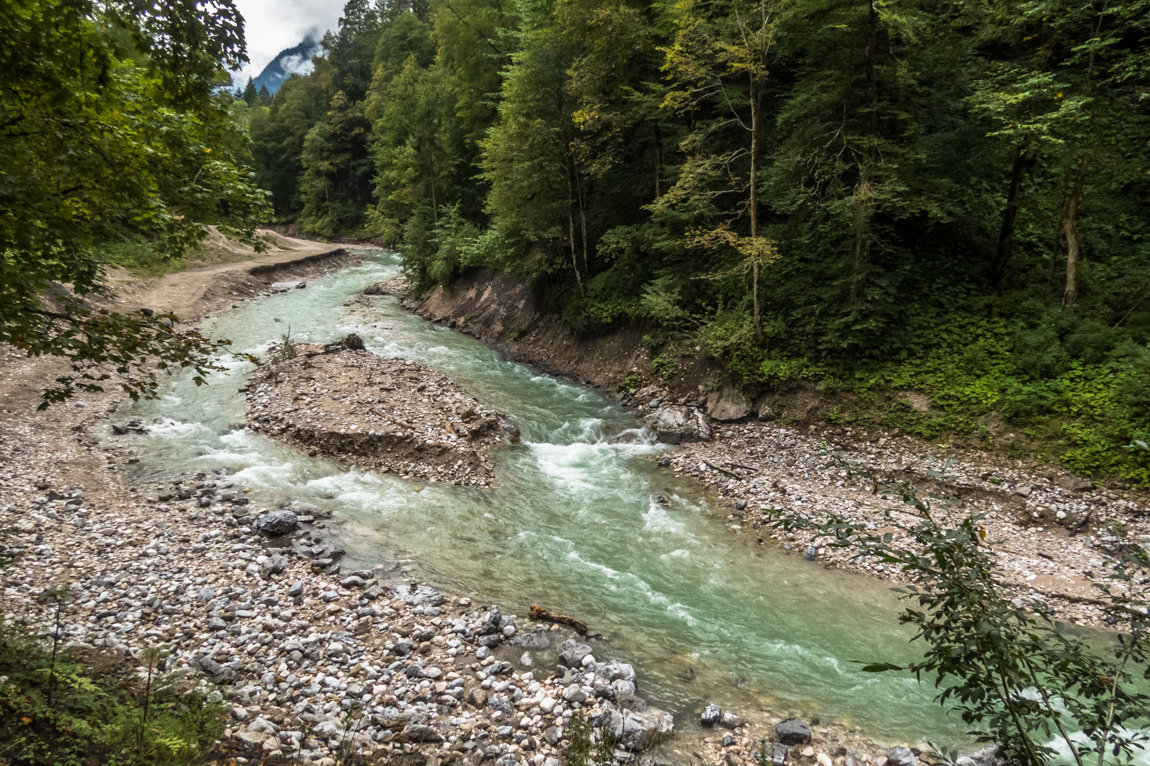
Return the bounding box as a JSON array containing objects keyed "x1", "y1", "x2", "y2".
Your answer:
[{"x1": 246, "y1": 0, "x2": 1150, "y2": 484}]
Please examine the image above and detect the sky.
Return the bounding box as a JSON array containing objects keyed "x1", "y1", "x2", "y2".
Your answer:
[{"x1": 232, "y1": 0, "x2": 343, "y2": 82}]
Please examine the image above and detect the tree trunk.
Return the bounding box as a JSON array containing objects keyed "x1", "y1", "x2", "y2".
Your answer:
[
  {"x1": 749, "y1": 75, "x2": 763, "y2": 343},
  {"x1": 992, "y1": 137, "x2": 1032, "y2": 285},
  {"x1": 576, "y1": 171, "x2": 589, "y2": 278},
  {"x1": 1061, "y1": 158, "x2": 1089, "y2": 308},
  {"x1": 566, "y1": 170, "x2": 584, "y2": 296},
  {"x1": 654, "y1": 137, "x2": 663, "y2": 201}
]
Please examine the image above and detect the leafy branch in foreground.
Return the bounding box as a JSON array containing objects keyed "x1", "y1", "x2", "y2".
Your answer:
[
  {"x1": 780, "y1": 489, "x2": 1150, "y2": 766},
  {"x1": 4, "y1": 300, "x2": 237, "y2": 409}
]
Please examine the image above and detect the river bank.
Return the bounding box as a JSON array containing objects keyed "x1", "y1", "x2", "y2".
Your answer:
[
  {"x1": 6, "y1": 245, "x2": 1144, "y2": 765},
  {"x1": 1, "y1": 244, "x2": 919, "y2": 766},
  {"x1": 410, "y1": 271, "x2": 1150, "y2": 629}
]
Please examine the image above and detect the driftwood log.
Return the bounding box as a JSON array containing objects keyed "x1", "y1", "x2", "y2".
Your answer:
[{"x1": 528, "y1": 605, "x2": 588, "y2": 636}]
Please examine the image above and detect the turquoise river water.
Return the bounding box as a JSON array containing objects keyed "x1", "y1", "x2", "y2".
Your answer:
[{"x1": 118, "y1": 249, "x2": 1148, "y2": 760}]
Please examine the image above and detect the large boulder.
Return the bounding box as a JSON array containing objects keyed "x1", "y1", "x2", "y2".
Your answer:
[
  {"x1": 886, "y1": 747, "x2": 919, "y2": 766},
  {"x1": 620, "y1": 708, "x2": 674, "y2": 751},
  {"x1": 706, "y1": 386, "x2": 752, "y2": 421},
  {"x1": 776, "y1": 718, "x2": 811, "y2": 746},
  {"x1": 557, "y1": 639, "x2": 593, "y2": 668},
  {"x1": 701, "y1": 704, "x2": 722, "y2": 727},
  {"x1": 255, "y1": 509, "x2": 298, "y2": 537},
  {"x1": 644, "y1": 406, "x2": 712, "y2": 444}
]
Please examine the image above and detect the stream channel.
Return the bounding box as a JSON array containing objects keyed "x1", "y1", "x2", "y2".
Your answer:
[{"x1": 116, "y1": 248, "x2": 1129, "y2": 758}]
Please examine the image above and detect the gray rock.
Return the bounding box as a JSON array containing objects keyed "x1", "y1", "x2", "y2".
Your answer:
[
  {"x1": 620, "y1": 708, "x2": 674, "y2": 751},
  {"x1": 954, "y1": 746, "x2": 998, "y2": 766},
  {"x1": 234, "y1": 730, "x2": 270, "y2": 747},
  {"x1": 720, "y1": 711, "x2": 744, "y2": 729},
  {"x1": 287, "y1": 580, "x2": 304, "y2": 597},
  {"x1": 404, "y1": 724, "x2": 444, "y2": 743},
  {"x1": 481, "y1": 605, "x2": 503, "y2": 635},
  {"x1": 1057, "y1": 474, "x2": 1094, "y2": 492},
  {"x1": 722, "y1": 733, "x2": 736, "y2": 747},
  {"x1": 260, "y1": 554, "x2": 288, "y2": 576},
  {"x1": 395, "y1": 583, "x2": 443, "y2": 607},
  {"x1": 886, "y1": 747, "x2": 919, "y2": 766},
  {"x1": 255, "y1": 510, "x2": 298, "y2": 536},
  {"x1": 803, "y1": 546, "x2": 817, "y2": 561},
  {"x1": 706, "y1": 387, "x2": 752, "y2": 421},
  {"x1": 701, "y1": 704, "x2": 722, "y2": 727},
  {"x1": 644, "y1": 406, "x2": 712, "y2": 444},
  {"x1": 557, "y1": 639, "x2": 593, "y2": 668},
  {"x1": 248, "y1": 717, "x2": 279, "y2": 734},
  {"x1": 776, "y1": 718, "x2": 811, "y2": 745},
  {"x1": 758, "y1": 742, "x2": 788, "y2": 765}
]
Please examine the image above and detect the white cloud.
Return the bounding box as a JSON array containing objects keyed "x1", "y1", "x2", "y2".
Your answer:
[{"x1": 232, "y1": 0, "x2": 342, "y2": 82}]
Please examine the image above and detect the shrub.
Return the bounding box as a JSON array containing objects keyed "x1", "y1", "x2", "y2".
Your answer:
[{"x1": 784, "y1": 487, "x2": 1150, "y2": 766}]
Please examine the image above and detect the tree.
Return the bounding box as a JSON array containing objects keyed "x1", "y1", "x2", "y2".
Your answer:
[
  {"x1": 250, "y1": 73, "x2": 326, "y2": 218},
  {"x1": 658, "y1": 0, "x2": 780, "y2": 341},
  {"x1": 299, "y1": 91, "x2": 374, "y2": 236},
  {"x1": 0, "y1": 0, "x2": 269, "y2": 406},
  {"x1": 241, "y1": 77, "x2": 258, "y2": 105},
  {"x1": 482, "y1": 19, "x2": 589, "y2": 288}
]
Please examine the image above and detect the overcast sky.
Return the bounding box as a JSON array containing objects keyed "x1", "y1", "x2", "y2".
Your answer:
[{"x1": 233, "y1": 0, "x2": 343, "y2": 82}]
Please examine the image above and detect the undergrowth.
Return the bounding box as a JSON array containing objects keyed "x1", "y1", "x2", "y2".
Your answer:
[
  {"x1": 693, "y1": 308, "x2": 1150, "y2": 486},
  {"x1": 0, "y1": 606, "x2": 224, "y2": 766}
]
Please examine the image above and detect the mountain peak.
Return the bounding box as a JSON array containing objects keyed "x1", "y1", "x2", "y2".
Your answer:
[{"x1": 253, "y1": 37, "x2": 324, "y2": 95}]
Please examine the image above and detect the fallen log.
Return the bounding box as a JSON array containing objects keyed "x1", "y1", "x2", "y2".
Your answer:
[{"x1": 528, "y1": 605, "x2": 588, "y2": 636}]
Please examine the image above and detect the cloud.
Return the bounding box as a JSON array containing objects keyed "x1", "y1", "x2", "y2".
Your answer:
[{"x1": 233, "y1": 0, "x2": 341, "y2": 82}]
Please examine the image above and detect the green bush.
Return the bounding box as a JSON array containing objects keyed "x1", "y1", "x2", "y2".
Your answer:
[
  {"x1": 0, "y1": 614, "x2": 224, "y2": 766},
  {"x1": 786, "y1": 488, "x2": 1150, "y2": 766}
]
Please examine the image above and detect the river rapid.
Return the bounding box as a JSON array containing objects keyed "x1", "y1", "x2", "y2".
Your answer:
[{"x1": 117, "y1": 249, "x2": 1144, "y2": 759}]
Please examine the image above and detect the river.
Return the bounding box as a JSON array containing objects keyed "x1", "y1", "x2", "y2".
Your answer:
[{"x1": 117, "y1": 248, "x2": 1145, "y2": 759}]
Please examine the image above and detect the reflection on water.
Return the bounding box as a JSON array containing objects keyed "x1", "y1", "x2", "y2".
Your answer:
[{"x1": 116, "y1": 250, "x2": 1148, "y2": 758}]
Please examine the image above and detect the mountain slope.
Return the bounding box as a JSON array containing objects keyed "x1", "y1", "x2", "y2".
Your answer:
[{"x1": 253, "y1": 37, "x2": 322, "y2": 95}]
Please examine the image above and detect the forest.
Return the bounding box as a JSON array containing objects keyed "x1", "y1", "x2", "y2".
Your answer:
[{"x1": 243, "y1": 0, "x2": 1150, "y2": 484}]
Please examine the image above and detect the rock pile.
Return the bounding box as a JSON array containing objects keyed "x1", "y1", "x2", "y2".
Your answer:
[{"x1": 246, "y1": 347, "x2": 518, "y2": 486}]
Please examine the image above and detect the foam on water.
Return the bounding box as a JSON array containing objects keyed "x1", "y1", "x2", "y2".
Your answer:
[{"x1": 643, "y1": 504, "x2": 686, "y2": 535}]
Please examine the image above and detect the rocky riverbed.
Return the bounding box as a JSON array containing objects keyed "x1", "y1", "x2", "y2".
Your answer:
[
  {"x1": 2, "y1": 247, "x2": 900, "y2": 766},
  {"x1": 245, "y1": 341, "x2": 518, "y2": 487},
  {"x1": 624, "y1": 388, "x2": 1150, "y2": 628},
  {"x1": 6, "y1": 245, "x2": 1124, "y2": 766}
]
